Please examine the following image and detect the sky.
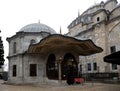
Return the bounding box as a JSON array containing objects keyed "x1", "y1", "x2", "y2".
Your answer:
[{"x1": 0, "y1": 0, "x2": 120, "y2": 71}]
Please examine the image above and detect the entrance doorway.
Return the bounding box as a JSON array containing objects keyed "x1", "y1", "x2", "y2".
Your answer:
[
  {"x1": 46, "y1": 54, "x2": 58, "y2": 79},
  {"x1": 61, "y1": 53, "x2": 78, "y2": 80},
  {"x1": 46, "y1": 53, "x2": 78, "y2": 81}
]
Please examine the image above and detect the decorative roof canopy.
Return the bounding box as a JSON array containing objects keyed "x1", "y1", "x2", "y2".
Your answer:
[
  {"x1": 104, "y1": 51, "x2": 120, "y2": 65},
  {"x1": 28, "y1": 34, "x2": 103, "y2": 55}
]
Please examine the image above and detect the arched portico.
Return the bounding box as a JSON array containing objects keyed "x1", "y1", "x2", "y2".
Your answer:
[
  {"x1": 46, "y1": 53, "x2": 78, "y2": 79},
  {"x1": 28, "y1": 34, "x2": 103, "y2": 84}
]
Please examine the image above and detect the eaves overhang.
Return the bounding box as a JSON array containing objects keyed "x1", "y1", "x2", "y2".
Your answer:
[
  {"x1": 28, "y1": 34, "x2": 103, "y2": 56},
  {"x1": 104, "y1": 51, "x2": 120, "y2": 65}
]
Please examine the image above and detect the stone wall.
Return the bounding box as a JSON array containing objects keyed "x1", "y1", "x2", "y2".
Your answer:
[{"x1": 67, "y1": 0, "x2": 120, "y2": 75}]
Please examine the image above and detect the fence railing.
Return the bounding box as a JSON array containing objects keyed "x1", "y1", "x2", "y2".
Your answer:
[{"x1": 81, "y1": 72, "x2": 119, "y2": 81}]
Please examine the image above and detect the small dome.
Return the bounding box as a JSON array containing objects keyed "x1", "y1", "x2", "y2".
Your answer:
[{"x1": 19, "y1": 23, "x2": 56, "y2": 34}]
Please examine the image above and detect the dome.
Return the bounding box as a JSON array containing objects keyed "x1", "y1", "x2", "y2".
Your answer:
[{"x1": 19, "y1": 23, "x2": 56, "y2": 34}]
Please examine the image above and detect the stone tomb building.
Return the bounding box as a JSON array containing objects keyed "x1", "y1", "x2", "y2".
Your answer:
[{"x1": 6, "y1": 23, "x2": 102, "y2": 84}]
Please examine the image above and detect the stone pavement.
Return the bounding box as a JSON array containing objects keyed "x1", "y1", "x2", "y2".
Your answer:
[{"x1": 0, "y1": 80, "x2": 120, "y2": 91}]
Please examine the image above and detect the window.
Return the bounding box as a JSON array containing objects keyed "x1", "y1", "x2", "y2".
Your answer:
[
  {"x1": 110, "y1": 46, "x2": 117, "y2": 70},
  {"x1": 110, "y1": 46, "x2": 116, "y2": 53},
  {"x1": 97, "y1": 17, "x2": 100, "y2": 22},
  {"x1": 106, "y1": 15, "x2": 109, "y2": 21},
  {"x1": 80, "y1": 64, "x2": 82, "y2": 72},
  {"x1": 87, "y1": 63, "x2": 91, "y2": 71},
  {"x1": 88, "y1": 16, "x2": 91, "y2": 21},
  {"x1": 30, "y1": 39, "x2": 36, "y2": 44},
  {"x1": 13, "y1": 65, "x2": 17, "y2": 77},
  {"x1": 30, "y1": 64, "x2": 37, "y2": 76},
  {"x1": 112, "y1": 64, "x2": 117, "y2": 70},
  {"x1": 93, "y1": 62, "x2": 97, "y2": 70},
  {"x1": 81, "y1": 18, "x2": 84, "y2": 22},
  {"x1": 109, "y1": 32, "x2": 115, "y2": 40},
  {"x1": 13, "y1": 42, "x2": 16, "y2": 53}
]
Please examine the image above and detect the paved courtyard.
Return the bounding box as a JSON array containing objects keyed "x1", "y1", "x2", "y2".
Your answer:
[{"x1": 0, "y1": 80, "x2": 120, "y2": 91}]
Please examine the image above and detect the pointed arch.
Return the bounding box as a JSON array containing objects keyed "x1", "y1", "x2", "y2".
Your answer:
[
  {"x1": 109, "y1": 21, "x2": 120, "y2": 34},
  {"x1": 109, "y1": 22, "x2": 120, "y2": 42}
]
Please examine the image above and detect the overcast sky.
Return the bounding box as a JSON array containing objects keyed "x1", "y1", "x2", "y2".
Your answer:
[{"x1": 0, "y1": 0, "x2": 120, "y2": 71}]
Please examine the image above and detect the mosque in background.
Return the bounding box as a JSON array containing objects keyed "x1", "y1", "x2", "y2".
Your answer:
[
  {"x1": 67, "y1": 0, "x2": 120, "y2": 79},
  {"x1": 6, "y1": 0, "x2": 120, "y2": 84}
]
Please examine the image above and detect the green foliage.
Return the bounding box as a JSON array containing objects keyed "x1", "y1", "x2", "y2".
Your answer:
[{"x1": 0, "y1": 37, "x2": 5, "y2": 66}]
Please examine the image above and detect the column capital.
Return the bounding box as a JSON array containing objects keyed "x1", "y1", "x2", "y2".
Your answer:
[{"x1": 57, "y1": 57, "x2": 62, "y2": 63}]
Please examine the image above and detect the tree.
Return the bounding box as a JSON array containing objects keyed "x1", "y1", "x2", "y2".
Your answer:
[{"x1": 0, "y1": 36, "x2": 5, "y2": 68}]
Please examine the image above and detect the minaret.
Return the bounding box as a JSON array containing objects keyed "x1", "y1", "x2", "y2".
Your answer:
[
  {"x1": 60, "y1": 26, "x2": 62, "y2": 34},
  {"x1": 78, "y1": 9, "x2": 80, "y2": 17},
  {"x1": 38, "y1": 20, "x2": 40, "y2": 23},
  {"x1": 94, "y1": 0, "x2": 97, "y2": 5}
]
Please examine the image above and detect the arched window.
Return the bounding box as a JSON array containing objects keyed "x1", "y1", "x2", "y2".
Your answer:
[
  {"x1": 97, "y1": 17, "x2": 100, "y2": 22},
  {"x1": 13, "y1": 42, "x2": 17, "y2": 53},
  {"x1": 30, "y1": 39, "x2": 36, "y2": 44}
]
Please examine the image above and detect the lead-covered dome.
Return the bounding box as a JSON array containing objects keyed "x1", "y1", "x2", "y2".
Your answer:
[{"x1": 19, "y1": 23, "x2": 56, "y2": 34}]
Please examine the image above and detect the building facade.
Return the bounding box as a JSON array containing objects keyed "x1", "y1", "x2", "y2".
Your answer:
[
  {"x1": 6, "y1": 23, "x2": 102, "y2": 84},
  {"x1": 67, "y1": 0, "x2": 120, "y2": 79},
  {"x1": 7, "y1": 0, "x2": 120, "y2": 84}
]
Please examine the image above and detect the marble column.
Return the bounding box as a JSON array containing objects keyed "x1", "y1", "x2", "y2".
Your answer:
[{"x1": 57, "y1": 57, "x2": 62, "y2": 84}]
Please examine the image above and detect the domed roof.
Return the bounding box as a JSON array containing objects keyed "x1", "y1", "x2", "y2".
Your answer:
[{"x1": 19, "y1": 23, "x2": 56, "y2": 34}]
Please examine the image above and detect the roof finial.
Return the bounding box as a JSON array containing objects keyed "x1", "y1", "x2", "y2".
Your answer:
[{"x1": 60, "y1": 26, "x2": 62, "y2": 34}]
